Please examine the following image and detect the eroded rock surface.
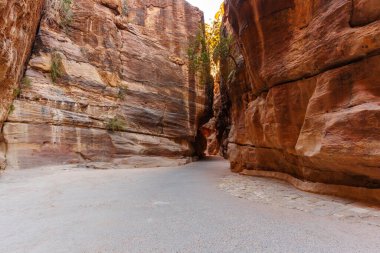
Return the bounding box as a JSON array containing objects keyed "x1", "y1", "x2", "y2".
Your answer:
[
  {"x1": 0, "y1": 0, "x2": 44, "y2": 169},
  {"x1": 223, "y1": 0, "x2": 380, "y2": 193},
  {"x1": 3, "y1": 0, "x2": 211, "y2": 169},
  {"x1": 201, "y1": 76, "x2": 222, "y2": 156}
]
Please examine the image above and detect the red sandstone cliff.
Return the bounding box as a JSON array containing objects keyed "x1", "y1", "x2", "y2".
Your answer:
[
  {"x1": 223, "y1": 0, "x2": 380, "y2": 201},
  {"x1": 1, "y1": 0, "x2": 212, "y2": 169},
  {"x1": 0, "y1": 0, "x2": 45, "y2": 169}
]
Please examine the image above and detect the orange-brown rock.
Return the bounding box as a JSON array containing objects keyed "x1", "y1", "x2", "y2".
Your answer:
[
  {"x1": 0, "y1": 0, "x2": 44, "y2": 169},
  {"x1": 2, "y1": 0, "x2": 212, "y2": 169},
  {"x1": 223, "y1": 0, "x2": 380, "y2": 193},
  {"x1": 351, "y1": 0, "x2": 380, "y2": 26},
  {"x1": 226, "y1": 0, "x2": 380, "y2": 91},
  {"x1": 201, "y1": 77, "x2": 222, "y2": 156}
]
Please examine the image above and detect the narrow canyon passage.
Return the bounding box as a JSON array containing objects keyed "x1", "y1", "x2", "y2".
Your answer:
[
  {"x1": 1, "y1": 158, "x2": 379, "y2": 253},
  {"x1": 1, "y1": 0, "x2": 380, "y2": 251}
]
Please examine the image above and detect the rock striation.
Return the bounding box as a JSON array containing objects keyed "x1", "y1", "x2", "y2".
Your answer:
[
  {"x1": 2, "y1": 0, "x2": 212, "y2": 169},
  {"x1": 0, "y1": 0, "x2": 45, "y2": 169},
  {"x1": 223, "y1": 0, "x2": 380, "y2": 200}
]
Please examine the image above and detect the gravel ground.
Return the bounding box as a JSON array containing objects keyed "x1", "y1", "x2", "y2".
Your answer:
[
  {"x1": 219, "y1": 174, "x2": 380, "y2": 228},
  {"x1": 0, "y1": 157, "x2": 379, "y2": 253}
]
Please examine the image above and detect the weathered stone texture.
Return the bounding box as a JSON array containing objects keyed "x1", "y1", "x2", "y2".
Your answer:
[
  {"x1": 223, "y1": 0, "x2": 380, "y2": 191},
  {"x1": 0, "y1": 0, "x2": 44, "y2": 169},
  {"x1": 351, "y1": 0, "x2": 380, "y2": 26},
  {"x1": 201, "y1": 77, "x2": 221, "y2": 156},
  {"x1": 3, "y1": 0, "x2": 211, "y2": 168}
]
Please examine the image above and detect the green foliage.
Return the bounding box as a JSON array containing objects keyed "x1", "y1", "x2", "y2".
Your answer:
[
  {"x1": 187, "y1": 4, "x2": 236, "y2": 83},
  {"x1": 50, "y1": 52, "x2": 64, "y2": 83},
  {"x1": 187, "y1": 28, "x2": 211, "y2": 85},
  {"x1": 205, "y1": 5, "x2": 224, "y2": 56},
  {"x1": 46, "y1": 0, "x2": 73, "y2": 29},
  {"x1": 106, "y1": 116, "x2": 125, "y2": 132},
  {"x1": 8, "y1": 104, "x2": 15, "y2": 114},
  {"x1": 60, "y1": 0, "x2": 73, "y2": 28},
  {"x1": 21, "y1": 76, "x2": 32, "y2": 88},
  {"x1": 13, "y1": 88, "x2": 21, "y2": 97},
  {"x1": 213, "y1": 35, "x2": 234, "y2": 63},
  {"x1": 122, "y1": 0, "x2": 128, "y2": 16},
  {"x1": 118, "y1": 87, "x2": 127, "y2": 99},
  {"x1": 204, "y1": 4, "x2": 238, "y2": 80}
]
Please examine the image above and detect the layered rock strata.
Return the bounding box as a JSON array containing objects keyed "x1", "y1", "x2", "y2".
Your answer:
[
  {"x1": 3, "y1": 0, "x2": 211, "y2": 169},
  {"x1": 0, "y1": 0, "x2": 45, "y2": 169},
  {"x1": 223, "y1": 0, "x2": 380, "y2": 198}
]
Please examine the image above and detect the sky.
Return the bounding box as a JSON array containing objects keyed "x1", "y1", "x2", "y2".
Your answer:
[{"x1": 187, "y1": 0, "x2": 223, "y2": 23}]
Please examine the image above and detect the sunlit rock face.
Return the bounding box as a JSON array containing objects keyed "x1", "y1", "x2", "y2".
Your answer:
[
  {"x1": 223, "y1": 0, "x2": 380, "y2": 189},
  {"x1": 3, "y1": 0, "x2": 211, "y2": 169},
  {"x1": 0, "y1": 0, "x2": 44, "y2": 169}
]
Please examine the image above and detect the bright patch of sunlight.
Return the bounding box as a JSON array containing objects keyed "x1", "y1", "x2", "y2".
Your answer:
[{"x1": 186, "y1": 0, "x2": 224, "y2": 23}]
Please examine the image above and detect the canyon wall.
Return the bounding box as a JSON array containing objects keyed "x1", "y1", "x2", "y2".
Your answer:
[
  {"x1": 2, "y1": 0, "x2": 212, "y2": 169},
  {"x1": 0, "y1": 0, "x2": 45, "y2": 169},
  {"x1": 223, "y1": 0, "x2": 380, "y2": 198}
]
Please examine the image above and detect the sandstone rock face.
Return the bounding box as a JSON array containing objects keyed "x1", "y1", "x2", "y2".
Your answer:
[
  {"x1": 223, "y1": 0, "x2": 380, "y2": 193},
  {"x1": 201, "y1": 77, "x2": 221, "y2": 156},
  {"x1": 0, "y1": 0, "x2": 44, "y2": 169},
  {"x1": 3, "y1": 0, "x2": 211, "y2": 169}
]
